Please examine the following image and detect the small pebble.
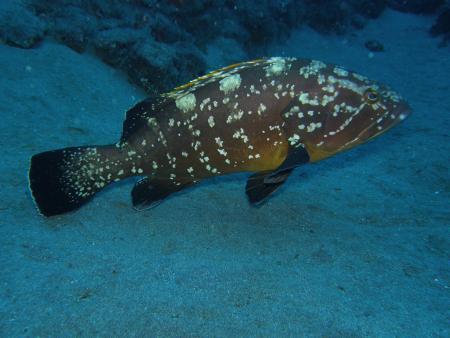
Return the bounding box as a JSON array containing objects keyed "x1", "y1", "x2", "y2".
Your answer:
[{"x1": 365, "y1": 39, "x2": 385, "y2": 52}]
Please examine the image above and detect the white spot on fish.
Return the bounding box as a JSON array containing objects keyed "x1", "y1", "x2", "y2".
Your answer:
[
  {"x1": 232, "y1": 128, "x2": 249, "y2": 143},
  {"x1": 219, "y1": 74, "x2": 242, "y2": 94},
  {"x1": 299, "y1": 60, "x2": 326, "y2": 79},
  {"x1": 264, "y1": 57, "x2": 286, "y2": 77},
  {"x1": 299, "y1": 93, "x2": 319, "y2": 106},
  {"x1": 208, "y1": 116, "x2": 215, "y2": 128},
  {"x1": 226, "y1": 110, "x2": 244, "y2": 124},
  {"x1": 288, "y1": 134, "x2": 301, "y2": 145},
  {"x1": 200, "y1": 97, "x2": 211, "y2": 111},
  {"x1": 307, "y1": 122, "x2": 322, "y2": 132},
  {"x1": 334, "y1": 67, "x2": 349, "y2": 77},
  {"x1": 215, "y1": 137, "x2": 223, "y2": 147},
  {"x1": 257, "y1": 103, "x2": 267, "y2": 115},
  {"x1": 283, "y1": 106, "x2": 300, "y2": 118},
  {"x1": 176, "y1": 93, "x2": 196, "y2": 113}
]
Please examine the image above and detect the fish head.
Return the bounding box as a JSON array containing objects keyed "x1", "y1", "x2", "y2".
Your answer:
[{"x1": 303, "y1": 70, "x2": 412, "y2": 162}]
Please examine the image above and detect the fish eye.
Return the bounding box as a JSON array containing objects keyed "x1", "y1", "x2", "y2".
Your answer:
[{"x1": 365, "y1": 89, "x2": 379, "y2": 103}]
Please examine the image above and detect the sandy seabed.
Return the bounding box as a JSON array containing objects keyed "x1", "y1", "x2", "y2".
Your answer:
[{"x1": 0, "y1": 10, "x2": 449, "y2": 337}]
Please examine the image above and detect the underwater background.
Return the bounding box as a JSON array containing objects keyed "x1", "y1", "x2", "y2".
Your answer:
[{"x1": 1, "y1": 0, "x2": 449, "y2": 336}]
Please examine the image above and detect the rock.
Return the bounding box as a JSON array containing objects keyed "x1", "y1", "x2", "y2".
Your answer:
[
  {"x1": 0, "y1": 1, "x2": 46, "y2": 49},
  {"x1": 52, "y1": 6, "x2": 99, "y2": 53},
  {"x1": 22, "y1": 0, "x2": 212, "y2": 94},
  {"x1": 365, "y1": 40, "x2": 385, "y2": 52},
  {"x1": 205, "y1": 37, "x2": 247, "y2": 70},
  {"x1": 6, "y1": 0, "x2": 429, "y2": 95},
  {"x1": 149, "y1": 13, "x2": 185, "y2": 44},
  {"x1": 388, "y1": 0, "x2": 445, "y2": 14},
  {"x1": 93, "y1": 27, "x2": 143, "y2": 66},
  {"x1": 90, "y1": 19, "x2": 207, "y2": 92},
  {"x1": 126, "y1": 39, "x2": 176, "y2": 94},
  {"x1": 351, "y1": 0, "x2": 387, "y2": 19},
  {"x1": 430, "y1": 7, "x2": 450, "y2": 44},
  {"x1": 430, "y1": 8, "x2": 450, "y2": 36}
]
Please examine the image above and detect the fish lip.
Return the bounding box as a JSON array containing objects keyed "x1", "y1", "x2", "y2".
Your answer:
[
  {"x1": 370, "y1": 101, "x2": 412, "y2": 135},
  {"x1": 393, "y1": 101, "x2": 412, "y2": 121},
  {"x1": 306, "y1": 100, "x2": 412, "y2": 159},
  {"x1": 334, "y1": 101, "x2": 412, "y2": 153}
]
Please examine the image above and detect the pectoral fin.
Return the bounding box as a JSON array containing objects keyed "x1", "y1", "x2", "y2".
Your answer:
[
  {"x1": 246, "y1": 168, "x2": 294, "y2": 205},
  {"x1": 245, "y1": 146, "x2": 310, "y2": 205}
]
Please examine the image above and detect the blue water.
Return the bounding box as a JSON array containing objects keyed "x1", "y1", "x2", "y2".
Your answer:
[{"x1": 0, "y1": 2, "x2": 449, "y2": 337}]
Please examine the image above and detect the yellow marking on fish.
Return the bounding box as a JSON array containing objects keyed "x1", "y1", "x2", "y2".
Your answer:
[
  {"x1": 163, "y1": 59, "x2": 265, "y2": 97},
  {"x1": 245, "y1": 141, "x2": 288, "y2": 172}
]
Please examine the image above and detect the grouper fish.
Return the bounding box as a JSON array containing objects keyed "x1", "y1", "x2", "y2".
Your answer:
[{"x1": 29, "y1": 57, "x2": 411, "y2": 216}]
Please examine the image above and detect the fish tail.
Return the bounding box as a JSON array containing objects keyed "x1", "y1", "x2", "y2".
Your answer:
[{"x1": 29, "y1": 144, "x2": 128, "y2": 216}]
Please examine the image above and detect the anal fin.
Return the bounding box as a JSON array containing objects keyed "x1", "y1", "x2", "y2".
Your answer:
[{"x1": 132, "y1": 177, "x2": 193, "y2": 211}]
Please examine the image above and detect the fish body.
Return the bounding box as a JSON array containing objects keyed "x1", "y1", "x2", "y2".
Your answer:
[{"x1": 29, "y1": 57, "x2": 411, "y2": 216}]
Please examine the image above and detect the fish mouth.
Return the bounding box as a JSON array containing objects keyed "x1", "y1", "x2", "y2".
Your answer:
[
  {"x1": 368, "y1": 101, "x2": 412, "y2": 139},
  {"x1": 339, "y1": 102, "x2": 412, "y2": 151},
  {"x1": 306, "y1": 101, "x2": 411, "y2": 162},
  {"x1": 392, "y1": 101, "x2": 412, "y2": 123},
  {"x1": 336, "y1": 101, "x2": 412, "y2": 153}
]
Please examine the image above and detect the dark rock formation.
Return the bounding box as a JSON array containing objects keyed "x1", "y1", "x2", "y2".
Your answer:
[
  {"x1": 0, "y1": 1, "x2": 46, "y2": 49},
  {"x1": 430, "y1": 7, "x2": 450, "y2": 45},
  {"x1": 1, "y1": 0, "x2": 446, "y2": 94},
  {"x1": 365, "y1": 40, "x2": 385, "y2": 52},
  {"x1": 351, "y1": 0, "x2": 388, "y2": 19},
  {"x1": 388, "y1": 0, "x2": 445, "y2": 14}
]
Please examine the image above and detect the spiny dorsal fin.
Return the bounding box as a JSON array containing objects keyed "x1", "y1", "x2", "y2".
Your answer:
[{"x1": 162, "y1": 59, "x2": 266, "y2": 99}]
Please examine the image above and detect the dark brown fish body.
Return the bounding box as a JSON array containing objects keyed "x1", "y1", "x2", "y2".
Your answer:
[{"x1": 29, "y1": 58, "x2": 411, "y2": 216}]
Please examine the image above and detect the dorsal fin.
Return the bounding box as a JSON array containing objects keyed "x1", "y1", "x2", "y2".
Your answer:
[{"x1": 120, "y1": 96, "x2": 165, "y2": 142}]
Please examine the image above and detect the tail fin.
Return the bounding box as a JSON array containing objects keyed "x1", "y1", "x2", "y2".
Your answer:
[{"x1": 29, "y1": 145, "x2": 125, "y2": 216}]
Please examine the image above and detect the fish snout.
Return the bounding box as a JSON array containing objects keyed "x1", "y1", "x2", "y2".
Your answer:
[{"x1": 393, "y1": 101, "x2": 412, "y2": 122}]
